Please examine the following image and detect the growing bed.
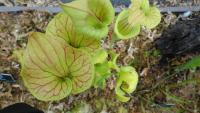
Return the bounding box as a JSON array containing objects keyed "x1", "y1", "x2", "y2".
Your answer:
[{"x1": 0, "y1": 0, "x2": 200, "y2": 113}]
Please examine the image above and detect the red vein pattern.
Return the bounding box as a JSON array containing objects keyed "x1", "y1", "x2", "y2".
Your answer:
[
  {"x1": 115, "y1": 9, "x2": 141, "y2": 39},
  {"x1": 46, "y1": 12, "x2": 100, "y2": 55},
  {"x1": 88, "y1": 0, "x2": 114, "y2": 25},
  {"x1": 21, "y1": 32, "x2": 94, "y2": 101}
]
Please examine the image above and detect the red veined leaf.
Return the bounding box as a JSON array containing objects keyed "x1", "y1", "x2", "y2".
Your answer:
[{"x1": 21, "y1": 32, "x2": 94, "y2": 101}]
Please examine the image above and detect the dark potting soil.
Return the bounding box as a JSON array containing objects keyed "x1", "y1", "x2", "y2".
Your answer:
[{"x1": 155, "y1": 14, "x2": 200, "y2": 58}]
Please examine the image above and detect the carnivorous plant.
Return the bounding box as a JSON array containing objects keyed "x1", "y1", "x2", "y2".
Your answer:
[{"x1": 17, "y1": 0, "x2": 161, "y2": 102}]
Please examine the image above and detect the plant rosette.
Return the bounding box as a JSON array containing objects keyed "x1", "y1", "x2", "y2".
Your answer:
[
  {"x1": 17, "y1": 0, "x2": 160, "y2": 102},
  {"x1": 115, "y1": 66, "x2": 139, "y2": 102},
  {"x1": 20, "y1": 32, "x2": 94, "y2": 101},
  {"x1": 114, "y1": 0, "x2": 161, "y2": 39}
]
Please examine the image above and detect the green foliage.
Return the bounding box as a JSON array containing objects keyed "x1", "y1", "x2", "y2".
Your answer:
[
  {"x1": 114, "y1": 9, "x2": 141, "y2": 39},
  {"x1": 12, "y1": 49, "x2": 24, "y2": 64},
  {"x1": 93, "y1": 52, "x2": 119, "y2": 89},
  {"x1": 46, "y1": 12, "x2": 101, "y2": 54},
  {"x1": 18, "y1": 0, "x2": 161, "y2": 101},
  {"x1": 94, "y1": 62, "x2": 111, "y2": 89},
  {"x1": 60, "y1": 0, "x2": 115, "y2": 38},
  {"x1": 21, "y1": 32, "x2": 94, "y2": 101},
  {"x1": 92, "y1": 49, "x2": 108, "y2": 64},
  {"x1": 178, "y1": 55, "x2": 200, "y2": 70},
  {"x1": 114, "y1": 0, "x2": 161, "y2": 39},
  {"x1": 115, "y1": 66, "x2": 139, "y2": 102},
  {"x1": 69, "y1": 101, "x2": 93, "y2": 113},
  {"x1": 118, "y1": 106, "x2": 128, "y2": 113}
]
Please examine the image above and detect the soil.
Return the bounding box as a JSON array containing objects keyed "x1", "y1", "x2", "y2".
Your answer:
[
  {"x1": 156, "y1": 14, "x2": 200, "y2": 57},
  {"x1": 0, "y1": 6, "x2": 200, "y2": 113}
]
